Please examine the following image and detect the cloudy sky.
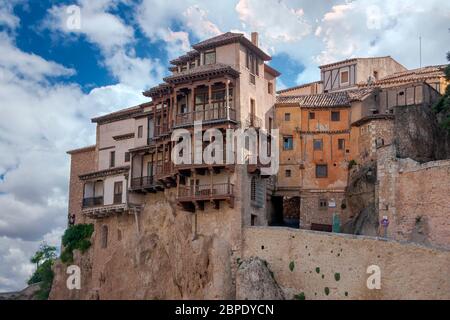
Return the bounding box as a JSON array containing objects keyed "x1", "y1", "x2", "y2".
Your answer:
[{"x1": 0, "y1": 0, "x2": 449, "y2": 292}]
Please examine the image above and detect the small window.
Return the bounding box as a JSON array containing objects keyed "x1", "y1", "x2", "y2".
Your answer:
[
  {"x1": 283, "y1": 136, "x2": 293, "y2": 150},
  {"x1": 331, "y1": 111, "x2": 340, "y2": 121},
  {"x1": 309, "y1": 112, "x2": 315, "y2": 120},
  {"x1": 313, "y1": 139, "x2": 323, "y2": 151},
  {"x1": 204, "y1": 50, "x2": 216, "y2": 65},
  {"x1": 124, "y1": 152, "x2": 130, "y2": 162},
  {"x1": 251, "y1": 177, "x2": 256, "y2": 201},
  {"x1": 109, "y1": 151, "x2": 115, "y2": 168},
  {"x1": 285, "y1": 169, "x2": 292, "y2": 177},
  {"x1": 316, "y1": 164, "x2": 328, "y2": 178},
  {"x1": 338, "y1": 139, "x2": 345, "y2": 150},
  {"x1": 138, "y1": 125, "x2": 143, "y2": 138},
  {"x1": 319, "y1": 199, "x2": 328, "y2": 209},
  {"x1": 373, "y1": 70, "x2": 379, "y2": 80},
  {"x1": 340, "y1": 70, "x2": 349, "y2": 85},
  {"x1": 114, "y1": 181, "x2": 123, "y2": 204},
  {"x1": 284, "y1": 113, "x2": 291, "y2": 121},
  {"x1": 268, "y1": 82, "x2": 273, "y2": 94}
]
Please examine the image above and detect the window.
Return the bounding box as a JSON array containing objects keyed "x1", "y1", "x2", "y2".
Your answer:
[
  {"x1": 309, "y1": 112, "x2": 315, "y2": 120},
  {"x1": 124, "y1": 152, "x2": 130, "y2": 162},
  {"x1": 246, "y1": 49, "x2": 258, "y2": 84},
  {"x1": 204, "y1": 50, "x2": 216, "y2": 65},
  {"x1": 340, "y1": 70, "x2": 349, "y2": 85},
  {"x1": 283, "y1": 136, "x2": 293, "y2": 150},
  {"x1": 284, "y1": 113, "x2": 291, "y2": 121},
  {"x1": 285, "y1": 169, "x2": 291, "y2": 177},
  {"x1": 268, "y1": 82, "x2": 273, "y2": 94},
  {"x1": 114, "y1": 181, "x2": 123, "y2": 204},
  {"x1": 101, "y1": 225, "x2": 108, "y2": 249},
  {"x1": 251, "y1": 177, "x2": 256, "y2": 201},
  {"x1": 138, "y1": 125, "x2": 143, "y2": 138},
  {"x1": 338, "y1": 139, "x2": 345, "y2": 150},
  {"x1": 313, "y1": 139, "x2": 323, "y2": 151},
  {"x1": 331, "y1": 111, "x2": 340, "y2": 121},
  {"x1": 319, "y1": 199, "x2": 328, "y2": 209},
  {"x1": 373, "y1": 70, "x2": 379, "y2": 80},
  {"x1": 109, "y1": 151, "x2": 115, "y2": 168},
  {"x1": 316, "y1": 164, "x2": 328, "y2": 178}
]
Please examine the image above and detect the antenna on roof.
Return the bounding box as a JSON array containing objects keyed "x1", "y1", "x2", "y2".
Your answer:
[{"x1": 419, "y1": 35, "x2": 422, "y2": 68}]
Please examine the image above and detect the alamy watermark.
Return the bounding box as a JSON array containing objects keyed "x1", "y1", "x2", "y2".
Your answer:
[{"x1": 171, "y1": 121, "x2": 280, "y2": 175}]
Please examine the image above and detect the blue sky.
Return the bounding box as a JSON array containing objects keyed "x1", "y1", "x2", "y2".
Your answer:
[{"x1": 0, "y1": 0, "x2": 449, "y2": 292}]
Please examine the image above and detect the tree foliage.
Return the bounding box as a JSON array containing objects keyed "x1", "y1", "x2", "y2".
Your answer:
[
  {"x1": 28, "y1": 243, "x2": 57, "y2": 300},
  {"x1": 61, "y1": 223, "x2": 94, "y2": 263},
  {"x1": 433, "y1": 52, "x2": 450, "y2": 131}
]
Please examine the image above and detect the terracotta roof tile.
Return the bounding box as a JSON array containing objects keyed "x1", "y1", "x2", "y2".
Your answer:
[
  {"x1": 163, "y1": 63, "x2": 239, "y2": 84},
  {"x1": 276, "y1": 81, "x2": 322, "y2": 94},
  {"x1": 276, "y1": 89, "x2": 375, "y2": 107}
]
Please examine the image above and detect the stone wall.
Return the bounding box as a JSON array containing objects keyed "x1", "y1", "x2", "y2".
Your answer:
[
  {"x1": 377, "y1": 145, "x2": 450, "y2": 249},
  {"x1": 243, "y1": 226, "x2": 450, "y2": 300}
]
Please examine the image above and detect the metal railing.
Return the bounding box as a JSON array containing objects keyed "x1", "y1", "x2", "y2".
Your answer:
[
  {"x1": 113, "y1": 193, "x2": 122, "y2": 204},
  {"x1": 177, "y1": 183, "x2": 234, "y2": 199},
  {"x1": 245, "y1": 114, "x2": 262, "y2": 128},
  {"x1": 82, "y1": 196, "x2": 104, "y2": 208},
  {"x1": 156, "y1": 162, "x2": 173, "y2": 176},
  {"x1": 175, "y1": 105, "x2": 236, "y2": 126},
  {"x1": 131, "y1": 176, "x2": 156, "y2": 189}
]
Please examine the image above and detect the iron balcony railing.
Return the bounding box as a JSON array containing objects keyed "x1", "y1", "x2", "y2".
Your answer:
[
  {"x1": 131, "y1": 175, "x2": 156, "y2": 189},
  {"x1": 82, "y1": 196, "x2": 104, "y2": 208},
  {"x1": 175, "y1": 105, "x2": 236, "y2": 126},
  {"x1": 113, "y1": 193, "x2": 122, "y2": 204},
  {"x1": 177, "y1": 182, "x2": 234, "y2": 199},
  {"x1": 156, "y1": 162, "x2": 174, "y2": 176}
]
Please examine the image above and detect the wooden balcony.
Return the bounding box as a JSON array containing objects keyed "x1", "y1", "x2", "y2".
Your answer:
[
  {"x1": 177, "y1": 182, "x2": 234, "y2": 211},
  {"x1": 155, "y1": 162, "x2": 176, "y2": 187},
  {"x1": 130, "y1": 175, "x2": 164, "y2": 193},
  {"x1": 174, "y1": 106, "x2": 236, "y2": 127},
  {"x1": 154, "y1": 123, "x2": 170, "y2": 136},
  {"x1": 175, "y1": 149, "x2": 234, "y2": 174}
]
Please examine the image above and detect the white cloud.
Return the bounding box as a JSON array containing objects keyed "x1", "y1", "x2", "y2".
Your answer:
[{"x1": 45, "y1": 0, "x2": 164, "y2": 90}]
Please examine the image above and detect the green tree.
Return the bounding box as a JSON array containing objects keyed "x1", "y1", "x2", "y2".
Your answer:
[
  {"x1": 28, "y1": 243, "x2": 57, "y2": 300},
  {"x1": 433, "y1": 52, "x2": 450, "y2": 131}
]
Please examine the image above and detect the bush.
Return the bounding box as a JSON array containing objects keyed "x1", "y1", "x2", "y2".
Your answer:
[
  {"x1": 61, "y1": 224, "x2": 94, "y2": 263},
  {"x1": 294, "y1": 292, "x2": 305, "y2": 300},
  {"x1": 348, "y1": 160, "x2": 357, "y2": 170}
]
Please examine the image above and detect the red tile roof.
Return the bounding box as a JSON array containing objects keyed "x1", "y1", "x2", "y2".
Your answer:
[{"x1": 276, "y1": 89, "x2": 375, "y2": 107}]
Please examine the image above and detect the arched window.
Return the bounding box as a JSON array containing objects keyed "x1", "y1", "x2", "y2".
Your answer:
[{"x1": 101, "y1": 225, "x2": 108, "y2": 249}]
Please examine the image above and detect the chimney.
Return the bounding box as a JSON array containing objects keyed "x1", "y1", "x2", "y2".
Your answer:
[{"x1": 251, "y1": 32, "x2": 259, "y2": 47}]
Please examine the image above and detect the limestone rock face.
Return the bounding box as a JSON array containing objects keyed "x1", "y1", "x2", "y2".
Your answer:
[
  {"x1": 50, "y1": 192, "x2": 234, "y2": 300},
  {"x1": 236, "y1": 257, "x2": 284, "y2": 300},
  {"x1": 0, "y1": 283, "x2": 41, "y2": 300}
]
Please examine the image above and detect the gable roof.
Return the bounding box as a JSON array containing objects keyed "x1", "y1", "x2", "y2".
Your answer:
[
  {"x1": 277, "y1": 81, "x2": 322, "y2": 94},
  {"x1": 192, "y1": 32, "x2": 271, "y2": 61},
  {"x1": 163, "y1": 63, "x2": 239, "y2": 85}
]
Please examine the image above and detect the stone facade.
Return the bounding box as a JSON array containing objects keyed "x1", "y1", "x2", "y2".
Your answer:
[
  {"x1": 377, "y1": 145, "x2": 450, "y2": 249},
  {"x1": 243, "y1": 226, "x2": 450, "y2": 300}
]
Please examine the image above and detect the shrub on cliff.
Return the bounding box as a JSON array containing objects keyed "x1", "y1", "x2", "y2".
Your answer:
[
  {"x1": 61, "y1": 223, "x2": 94, "y2": 263},
  {"x1": 433, "y1": 52, "x2": 450, "y2": 131},
  {"x1": 28, "y1": 243, "x2": 57, "y2": 300}
]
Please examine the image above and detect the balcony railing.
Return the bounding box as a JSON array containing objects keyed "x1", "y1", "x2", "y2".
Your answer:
[
  {"x1": 177, "y1": 183, "x2": 234, "y2": 200},
  {"x1": 156, "y1": 162, "x2": 174, "y2": 177},
  {"x1": 245, "y1": 114, "x2": 262, "y2": 128},
  {"x1": 113, "y1": 193, "x2": 122, "y2": 204},
  {"x1": 154, "y1": 123, "x2": 169, "y2": 136},
  {"x1": 131, "y1": 176, "x2": 156, "y2": 189},
  {"x1": 175, "y1": 105, "x2": 236, "y2": 126},
  {"x1": 82, "y1": 196, "x2": 104, "y2": 208}
]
